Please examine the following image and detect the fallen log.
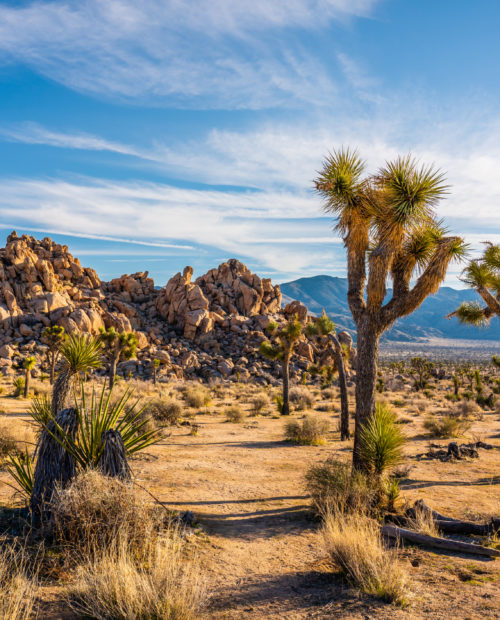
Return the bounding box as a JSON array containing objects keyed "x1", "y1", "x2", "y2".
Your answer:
[
  {"x1": 381, "y1": 524, "x2": 500, "y2": 558},
  {"x1": 406, "y1": 500, "x2": 500, "y2": 535}
]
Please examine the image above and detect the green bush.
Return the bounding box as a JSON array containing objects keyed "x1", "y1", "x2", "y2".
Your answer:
[
  {"x1": 360, "y1": 403, "x2": 407, "y2": 476},
  {"x1": 285, "y1": 415, "x2": 329, "y2": 445},
  {"x1": 423, "y1": 414, "x2": 472, "y2": 438}
]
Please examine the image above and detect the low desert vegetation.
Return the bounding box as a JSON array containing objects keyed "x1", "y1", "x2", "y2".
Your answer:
[
  {"x1": 183, "y1": 386, "x2": 211, "y2": 408},
  {"x1": 225, "y1": 405, "x2": 246, "y2": 423},
  {"x1": 321, "y1": 510, "x2": 409, "y2": 606},
  {"x1": 250, "y1": 392, "x2": 270, "y2": 414},
  {"x1": 289, "y1": 386, "x2": 315, "y2": 410},
  {"x1": 0, "y1": 542, "x2": 38, "y2": 620},
  {"x1": 285, "y1": 415, "x2": 329, "y2": 445},
  {"x1": 147, "y1": 397, "x2": 183, "y2": 425},
  {"x1": 423, "y1": 412, "x2": 473, "y2": 438}
]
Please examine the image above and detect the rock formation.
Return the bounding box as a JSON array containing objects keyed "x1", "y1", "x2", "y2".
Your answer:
[{"x1": 0, "y1": 232, "x2": 353, "y2": 385}]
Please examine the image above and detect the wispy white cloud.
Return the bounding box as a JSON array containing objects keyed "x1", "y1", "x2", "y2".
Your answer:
[{"x1": 0, "y1": 0, "x2": 380, "y2": 109}]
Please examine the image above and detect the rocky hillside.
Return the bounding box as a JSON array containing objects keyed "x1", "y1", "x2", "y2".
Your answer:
[
  {"x1": 0, "y1": 232, "x2": 352, "y2": 384},
  {"x1": 281, "y1": 275, "x2": 500, "y2": 342}
]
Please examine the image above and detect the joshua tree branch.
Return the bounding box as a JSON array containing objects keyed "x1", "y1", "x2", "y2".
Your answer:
[{"x1": 476, "y1": 285, "x2": 500, "y2": 316}]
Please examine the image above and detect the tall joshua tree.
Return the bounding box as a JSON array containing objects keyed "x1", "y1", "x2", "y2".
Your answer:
[
  {"x1": 259, "y1": 317, "x2": 303, "y2": 415},
  {"x1": 448, "y1": 242, "x2": 500, "y2": 326},
  {"x1": 52, "y1": 333, "x2": 102, "y2": 414},
  {"x1": 99, "y1": 327, "x2": 138, "y2": 388},
  {"x1": 41, "y1": 325, "x2": 66, "y2": 384},
  {"x1": 306, "y1": 311, "x2": 350, "y2": 440},
  {"x1": 23, "y1": 356, "x2": 36, "y2": 398},
  {"x1": 315, "y1": 149, "x2": 466, "y2": 470}
]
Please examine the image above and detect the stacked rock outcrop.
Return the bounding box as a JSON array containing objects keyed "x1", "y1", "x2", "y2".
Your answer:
[{"x1": 0, "y1": 232, "x2": 354, "y2": 385}]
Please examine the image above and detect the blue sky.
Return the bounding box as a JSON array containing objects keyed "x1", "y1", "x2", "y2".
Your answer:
[{"x1": 1, "y1": 0, "x2": 500, "y2": 286}]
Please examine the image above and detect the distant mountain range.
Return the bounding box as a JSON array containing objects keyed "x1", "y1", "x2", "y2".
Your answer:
[{"x1": 280, "y1": 275, "x2": 500, "y2": 342}]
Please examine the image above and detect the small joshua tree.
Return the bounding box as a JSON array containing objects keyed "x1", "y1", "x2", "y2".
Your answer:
[
  {"x1": 449, "y1": 242, "x2": 500, "y2": 326},
  {"x1": 315, "y1": 149, "x2": 466, "y2": 470},
  {"x1": 52, "y1": 333, "x2": 102, "y2": 414},
  {"x1": 409, "y1": 357, "x2": 434, "y2": 391},
  {"x1": 306, "y1": 311, "x2": 350, "y2": 440},
  {"x1": 23, "y1": 356, "x2": 36, "y2": 398},
  {"x1": 152, "y1": 358, "x2": 161, "y2": 386},
  {"x1": 41, "y1": 325, "x2": 66, "y2": 384},
  {"x1": 259, "y1": 317, "x2": 303, "y2": 415},
  {"x1": 99, "y1": 327, "x2": 138, "y2": 389}
]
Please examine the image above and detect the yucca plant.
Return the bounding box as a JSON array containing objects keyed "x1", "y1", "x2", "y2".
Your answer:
[
  {"x1": 5, "y1": 448, "x2": 34, "y2": 499},
  {"x1": 12, "y1": 377, "x2": 25, "y2": 398},
  {"x1": 259, "y1": 317, "x2": 303, "y2": 415},
  {"x1": 99, "y1": 327, "x2": 138, "y2": 389},
  {"x1": 43, "y1": 385, "x2": 160, "y2": 470},
  {"x1": 30, "y1": 394, "x2": 53, "y2": 432},
  {"x1": 22, "y1": 356, "x2": 36, "y2": 398},
  {"x1": 52, "y1": 333, "x2": 102, "y2": 414},
  {"x1": 316, "y1": 149, "x2": 466, "y2": 470},
  {"x1": 359, "y1": 402, "x2": 407, "y2": 477}
]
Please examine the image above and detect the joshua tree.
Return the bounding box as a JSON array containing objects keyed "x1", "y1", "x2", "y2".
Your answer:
[
  {"x1": 259, "y1": 317, "x2": 303, "y2": 415},
  {"x1": 52, "y1": 333, "x2": 102, "y2": 414},
  {"x1": 152, "y1": 358, "x2": 161, "y2": 385},
  {"x1": 41, "y1": 325, "x2": 66, "y2": 384},
  {"x1": 315, "y1": 149, "x2": 466, "y2": 470},
  {"x1": 306, "y1": 311, "x2": 350, "y2": 440},
  {"x1": 99, "y1": 327, "x2": 138, "y2": 388},
  {"x1": 22, "y1": 356, "x2": 36, "y2": 398},
  {"x1": 448, "y1": 242, "x2": 500, "y2": 326},
  {"x1": 409, "y1": 356, "x2": 434, "y2": 391}
]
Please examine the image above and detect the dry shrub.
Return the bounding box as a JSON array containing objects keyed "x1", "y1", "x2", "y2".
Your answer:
[
  {"x1": 225, "y1": 406, "x2": 246, "y2": 423},
  {"x1": 454, "y1": 400, "x2": 481, "y2": 419},
  {"x1": 250, "y1": 392, "x2": 270, "y2": 414},
  {"x1": 408, "y1": 505, "x2": 439, "y2": 537},
  {"x1": 285, "y1": 415, "x2": 329, "y2": 445},
  {"x1": 321, "y1": 388, "x2": 336, "y2": 400},
  {"x1": 0, "y1": 541, "x2": 37, "y2": 620},
  {"x1": 183, "y1": 387, "x2": 211, "y2": 409},
  {"x1": 0, "y1": 418, "x2": 32, "y2": 464},
  {"x1": 322, "y1": 511, "x2": 409, "y2": 606},
  {"x1": 51, "y1": 470, "x2": 164, "y2": 561},
  {"x1": 147, "y1": 398, "x2": 183, "y2": 425},
  {"x1": 423, "y1": 413, "x2": 472, "y2": 438},
  {"x1": 306, "y1": 458, "x2": 377, "y2": 514},
  {"x1": 289, "y1": 387, "x2": 315, "y2": 410},
  {"x1": 67, "y1": 528, "x2": 207, "y2": 620}
]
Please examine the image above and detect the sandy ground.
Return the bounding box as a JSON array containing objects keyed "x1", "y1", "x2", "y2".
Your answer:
[{"x1": 0, "y1": 382, "x2": 499, "y2": 619}]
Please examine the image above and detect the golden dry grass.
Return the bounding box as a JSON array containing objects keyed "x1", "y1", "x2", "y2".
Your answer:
[{"x1": 0, "y1": 541, "x2": 38, "y2": 620}]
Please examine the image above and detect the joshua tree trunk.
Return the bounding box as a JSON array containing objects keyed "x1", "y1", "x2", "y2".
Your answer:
[
  {"x1": 30, "y1": 407, "x2": 79, "y2": 518},
  {"x1": 330, "y1": 335, "x2": 350, "y2": 440},
  {"x1": 353, "y1": 319, "x2": 380, "y2": 470},
  {"x1": 24, "y1": 369, "x2": 30, "y2": 398},
  {"x1": 49, "y1": 354, "x2": 56, "y2": 385},
  {"x1": 52, "y1": 370, "x2": 74, "y2": 415},
  {"x1": 109, "y1": 352, "x2": 119, "y2": 389},
  {"x1": 153, "y1": 366, "x2": 157, "y2": 386},
  {"x1": 99, "y1": 429, "x2": 131, "y2": 481},
  {"x1": 281, "y1": 351, "x2": 291, "y2": 416}
]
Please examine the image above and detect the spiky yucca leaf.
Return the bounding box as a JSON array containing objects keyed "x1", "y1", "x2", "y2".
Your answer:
[
  {"x1": 5, "y1": 448, "x2": 34, "y2": 498},
  {"x1": 42, "y1": 385, "x2": 160, "y2": 470},
  {"x1": 483, "y1": 242, "x2": 500, "y2": 271},
  {"x1": 59, "y1": 333, "x2": 102, "y2": 374},
  {"x1": 279, "y1": 317, "x2": 303, "y2": 344},
  {"x1": 461, "y1": 260, "x2": 492, "y2": 289},
  {"x1": 259, "y1": 340, "x2": 282, "y2": 361},
  {"x1": 30, "y1": 394, "x2": 53, "y2": 429},
  {"x1": 360, "y1": 403, "x2": 407, "y2": 475},
  {"x1": 455, "y1": 302, "x2": 489, "y2": 327}
]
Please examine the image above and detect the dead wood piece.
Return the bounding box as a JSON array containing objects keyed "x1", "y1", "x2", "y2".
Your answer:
[
  {"x1": 99, "y1": 429, "x2": 131, "y2": 481},
  {"x1": 381, "y1": 524, "x2": 500, "y2": 558}
]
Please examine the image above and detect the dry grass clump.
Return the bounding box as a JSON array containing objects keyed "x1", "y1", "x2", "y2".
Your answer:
[
  {"x1": 0, "y1": 541, "x2": 37, "y2": 620},
  {"x1": 285, "y1": 415, "x2": 329, "y2": 445},
  {"x1": 320, "y1": 388, "x2": 336, "y2": 400},
  {"x1": 407, "y1": 505, "x2": 440, "y2": 537},
  {"x1": 51, "y1": 470, "x2": 165, "y2": 561},
  {"x1": 423, "y1": 413, "x2": 472, "y2": 438},
  {"x1": 67, "y1": 531, "x2": 207, "y2": 620},
  {"x1": 146, "y1": 398, "x2": 183, "y2": 425},
  {"x1": 289, "y1": 387, "x2": 315, "y2": 410},
  {"x1": 250, "y1": 392, "x2": 270, "y2": 414},
  {"x1": 322, "y1": 510, "x2": 409, "y2": 606},
  {"x1": 183, "y1": 387, "x2": 211, "y2": 409},
  {"x1": 0, "y1": 418, "x2": 32, "y2": 464},
  {"x1": 225, "y1": 406, "x2": 246, "y2": 423},
  {"x1": 454, "y1": 400, "x2": 482, "y2": 418},
  {"x1": 306, "y1": 458, "x2": 377, "y2": 514}
]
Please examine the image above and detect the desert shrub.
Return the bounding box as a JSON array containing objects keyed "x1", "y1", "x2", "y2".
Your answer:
[
  {"x1": 423, "y1": 414, "x2": 472, "y2": 438},
  {"x1": 274, "y1": 393, "x2": 284, "y2": 414},
  {"x1": 306, "y1": 458, "x2": 377, "y2": 514},
  {"x1": 285, "y1": 416, "x2": 329, "y2": 445},
  {"x1": 146, "y1": 398, "x2": 183, "y2": 425},
  {"x1": 67, "y1": 529, "x2": 207, "y2": 620},
  {"x1": 407, "y1": 505, "x2": 439, "y2": 537},
  {"x1": 225, "y1": 406, "x2": 246, "y2": 423},
  {"x1": 322, "y1": 511, "x2": 409, "y2": 606},
  {"x1": 384, "y1": 477, "x2": 400, "y2": 512},
  {"x1": 454, "y1": 400, "x2": 482, "y2": 418},
  {"x1": 183, "y1": 387, "x2": 211, "y2": 408},
  {"x1": 250, "y1": 392, "x2": 270, "y2": 414},
  {"x1": 51, "y1": 470, "x2": 165, "y2": 562},
  {"x1": 0, "y1": 422, "x2": 20, "y2": 459},
  {"x1": 391, "y1": 399, "x2": 405, "y2": 407},
  {"x1": 321, "y1": 388, "x2": 335, "y2": 400},
  {"x1": 289, "y1": 387, "x2": 315, "y2": 410},
  {"x1": 0, "y1": 542, "x2": 37, "y2": 620},
  {"x1": 360, "y1": 403, "x2": 407, "y2": 475},
  {"x1": 12, "y1": 377, "x2": 25, "y2": 397}
]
